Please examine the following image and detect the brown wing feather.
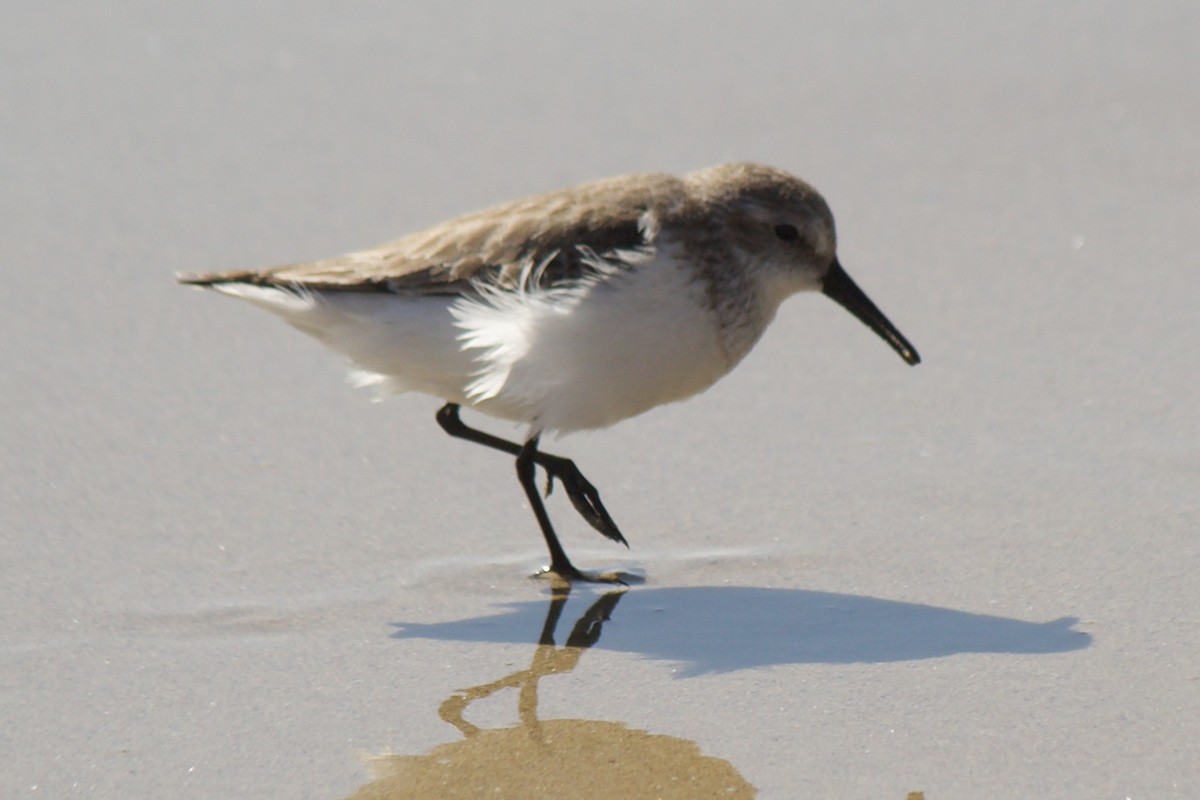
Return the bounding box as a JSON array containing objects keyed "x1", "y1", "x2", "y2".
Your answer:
[{"x1": 177, "y1": 172, "x2": 685, "y2": 294}]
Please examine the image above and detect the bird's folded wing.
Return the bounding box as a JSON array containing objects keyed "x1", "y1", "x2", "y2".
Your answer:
[{"x1": 177, "y1": 172, "x2": 682, "y2": 295}]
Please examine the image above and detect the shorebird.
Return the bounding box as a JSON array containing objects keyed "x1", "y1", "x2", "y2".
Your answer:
[{"x1": 179, "y1": 163, "x2": 919, "y2": 582}]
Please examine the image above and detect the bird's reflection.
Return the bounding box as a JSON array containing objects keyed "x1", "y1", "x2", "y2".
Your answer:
[
  {"x1": 344, "y1": 586, "x2": 756, "y2": 799},
  {"x1": 437, "y1": 585, "x2": 623, "y2": 739}
]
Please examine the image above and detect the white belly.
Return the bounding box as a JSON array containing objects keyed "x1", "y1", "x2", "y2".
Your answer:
[
  {"x1": 213, "y1": 248, "x2": 743, "y2": 435},
  {"x1": 452, "y1": 248, "x2": 734, "y2": 433}
]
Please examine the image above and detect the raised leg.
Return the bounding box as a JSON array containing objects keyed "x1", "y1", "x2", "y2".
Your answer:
[{"x1": 435, "y1": 403, "x2": 626, "y2": 546}]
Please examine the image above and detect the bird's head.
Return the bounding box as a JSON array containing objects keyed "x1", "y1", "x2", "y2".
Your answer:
[{"x1": 687, "y1": 162, "x2": 920, "y2": 366}]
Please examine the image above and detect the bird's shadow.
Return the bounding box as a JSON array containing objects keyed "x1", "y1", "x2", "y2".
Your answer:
[{"x1": 391, "y1": 586, "x2": 1090, "y2": 676}]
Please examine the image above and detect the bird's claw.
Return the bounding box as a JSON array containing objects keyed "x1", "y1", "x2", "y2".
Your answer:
[{"x1": 539, "y1": 456, "x2": 627, "y2": 547}]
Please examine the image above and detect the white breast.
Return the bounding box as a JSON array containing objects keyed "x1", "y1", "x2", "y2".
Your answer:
[
  {"x1": 451, "y1": 245, "x2": 737, "y2": 434},
  {"x1": 211, "y1": 245, "x2": 761, "y2": 435}
]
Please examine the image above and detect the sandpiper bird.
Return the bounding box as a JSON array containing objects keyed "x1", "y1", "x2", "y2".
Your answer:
[{"x1": 179, "y1": 163, "x2": 919, "y2": 582}]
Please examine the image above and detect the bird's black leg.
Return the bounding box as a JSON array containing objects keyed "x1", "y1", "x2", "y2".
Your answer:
[
  {"x1": 435, "y1": 403, "x2": 626, "y2": 546},
  {"x1": 515, "y1": 435, "x2": 588, "y2": 581}
]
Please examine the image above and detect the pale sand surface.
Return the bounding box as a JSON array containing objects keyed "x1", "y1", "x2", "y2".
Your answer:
[{"x1": 3, "y1": 2, "x2": 1198, "y2": 797}]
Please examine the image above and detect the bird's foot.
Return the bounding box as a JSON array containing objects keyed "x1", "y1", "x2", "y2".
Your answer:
[
  {"x1": 533, "y1": 561, "x2": 643, "y2": 586},
  {"x1": 537, "y1": 455, "x2": 628, "y2": 546}
]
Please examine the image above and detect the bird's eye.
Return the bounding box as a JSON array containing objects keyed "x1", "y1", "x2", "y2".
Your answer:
[{"x1": 774, "y1": 223, "x2": 800, "y2": 242}]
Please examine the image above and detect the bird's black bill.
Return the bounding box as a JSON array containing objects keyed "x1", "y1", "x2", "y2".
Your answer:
[{"x1": 821, "y1": 260, "x2": 920, "y2": 365}]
